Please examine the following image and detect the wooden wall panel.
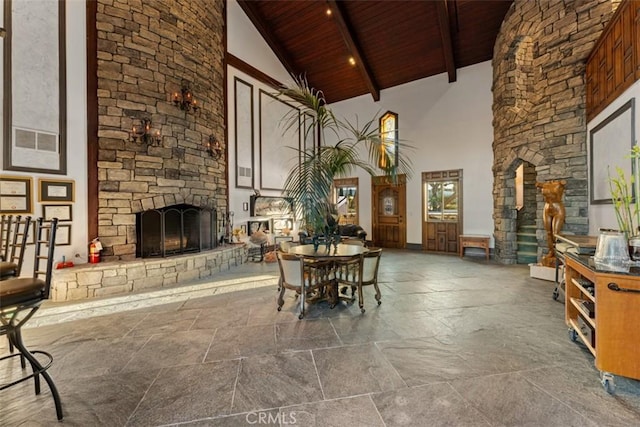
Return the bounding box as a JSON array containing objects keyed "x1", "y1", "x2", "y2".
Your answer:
[{"x1": 587, "y1": 0, "x2": 639, "y2": 122}]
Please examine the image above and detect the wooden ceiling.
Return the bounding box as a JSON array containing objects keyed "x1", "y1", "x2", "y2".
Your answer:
[{"x1": 237, "y1": 0, "x2": 514, "y2": 103}]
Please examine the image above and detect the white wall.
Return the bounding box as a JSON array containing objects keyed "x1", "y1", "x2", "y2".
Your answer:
[
  {"x1": 226, "y1": 0, "x2": 294, "y2": 229},
  {"x1": 588, "y1": 80, "x2": 640, "y2": 235},
  {"x1": 0, "y1": 1, "x2": 88, "y2": 267},
  {"x1": 226, "y1": 0, "x2": 496, "y2": 246},
  {"x1": 329, "y1": 62, "x2": 495, "y2": 246}
]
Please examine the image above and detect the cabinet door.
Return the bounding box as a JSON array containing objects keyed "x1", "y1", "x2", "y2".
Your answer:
[{"x1": 595, "y1": 275, "x2": 640, "y2": 380}]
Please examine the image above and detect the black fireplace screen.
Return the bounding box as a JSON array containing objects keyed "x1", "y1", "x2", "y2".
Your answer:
[{"x1": 136, "y1": 204, "x2": 217, "y2": 258}]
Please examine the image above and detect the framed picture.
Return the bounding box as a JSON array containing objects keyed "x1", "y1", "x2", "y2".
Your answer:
[
  {"x1": 259, "y1": 90, "x2": 300, "y2": 191},
  {"x1": 590, "y1": 99, "x2": 636, "y2": 204},
  {"x1": 38, "y1": 179, "x2": 74, "y2": 202},
  {"x1": 235, "y1": 77, "x2": 254, "y2": 189},
  {"x1": 4, "y1": 0, "x2": 67, "y2": 174},
  {"x1": 42, "y1": 204, "x2": 72, "y2": 221},
  {"x1": 0, "y1": 175, "x2": 32, "y2": 213},
  {"x1": 48, "y1": 223, "x2": 70, "y2": 246}
]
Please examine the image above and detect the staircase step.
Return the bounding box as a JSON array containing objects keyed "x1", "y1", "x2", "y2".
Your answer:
[
  {"x1": 517, "y1": 241, "x2": 538, "y2": 252},
  {"x1": 517, "y1": 253, "x2": 538, "y2": 264},
  {"x1": 516, "y1": 232, "x2": 537, "y2": 243},
  {"x1": 519, "y1": 224, "x2": 536, "y2": 231}
]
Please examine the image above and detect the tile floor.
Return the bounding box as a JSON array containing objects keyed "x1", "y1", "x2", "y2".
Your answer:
[{"x1": 1, "y1": 250, "x2": 640, "y2": 426}]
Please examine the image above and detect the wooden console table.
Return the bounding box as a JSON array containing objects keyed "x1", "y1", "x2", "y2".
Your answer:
[{"x1": 459, "y1": 234, "x2": 490, "y2": 260}]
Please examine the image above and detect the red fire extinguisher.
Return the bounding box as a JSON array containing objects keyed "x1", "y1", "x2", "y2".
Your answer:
[{"x1": 89, "y1": 238, "x2": 102, "y2": 264}]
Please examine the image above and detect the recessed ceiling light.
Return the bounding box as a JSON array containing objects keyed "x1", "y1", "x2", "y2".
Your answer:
[
  {"x1": 348, "y1": 57, "x2": 356, "y2": 66},
  {"x1": 326, "y1": 8, "x2": 332, "y2": 16}
]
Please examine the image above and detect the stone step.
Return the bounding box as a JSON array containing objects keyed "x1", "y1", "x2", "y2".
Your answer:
[
  {"x1": 516, "y1": 232, "x2": 537, "y2": 243},
  {"x1": 517, "y1": 253, "x2": 538, "y2": 264},
  {"x1": 519, "y1": 224, "x2": 536, "y2": 231},
  {"x1": 517, "y1": 241, "x2": 538, "y2": 252}
]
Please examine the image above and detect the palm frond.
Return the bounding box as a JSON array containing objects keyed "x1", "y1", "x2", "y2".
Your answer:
[{"x1": 279, "y1": 76, "x2": 415, "y2": 232}]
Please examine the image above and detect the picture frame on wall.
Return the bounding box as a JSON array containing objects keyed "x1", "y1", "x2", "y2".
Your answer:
[
  {"x1": 589, "y1": 99, "x2": 635, "y2": 204},
  {"x1": 48, "y1": 223, "x2": 70, "y2": 246},
  {"x1": 0, "y1": 175, "x2": 32, "y2": 213},
  {"x1": 42, "y1": 204, "x2": 72, "y2": 221},
  {"x1": 4, "y1": 0, "x2": 67, "y2": 175},
  {"x1": 38, "y1": 178, "x2": 74, "y2": 202}
]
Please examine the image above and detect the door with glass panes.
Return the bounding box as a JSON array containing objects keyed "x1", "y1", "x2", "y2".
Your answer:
[{"x1": 422, "y1": 170, "x2": 462, "y2": 253}]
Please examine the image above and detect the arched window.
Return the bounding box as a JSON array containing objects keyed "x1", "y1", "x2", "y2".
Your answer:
[{"x1": 379, "y1": 111, "x2": 398, "y2": 169}]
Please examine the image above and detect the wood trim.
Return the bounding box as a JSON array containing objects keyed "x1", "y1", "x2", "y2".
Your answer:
[
  {"x1": 226, "y1": 53, "x2": 282, "y2": 89},
  {"x1": 586, "y1": 0, "x2": 638, "y2": 122},
  {"x1": 223, "y1": 0, "x2": 229, "y2": 210},
  {"x1": 3, "y1": 0, "x2": 67, "y2": 175},
  {"x1": 327, "y1": 0, "x2": 380, "y2": 102},
  {"x1": 58, "y1": 0, "x2": 67, "y2": 175},
  {"x1": 86, "y1": 0, "x2": 98, "y2": 240},
  {"x1": 234, "y1": 77, "x2": 255, "y2": 189},
  {"x1": 3, "y1": 0, "x2": 12, "y2": 170},
  {"x1": 435, "y1": 0, "x2": 457, "y2": 83}
]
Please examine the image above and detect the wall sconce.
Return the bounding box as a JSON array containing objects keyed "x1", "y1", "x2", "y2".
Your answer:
[
  {"x1": 172, "y1": 79, "x2": 198, "y2": 112},
  {"x1": 131, "y1": 118, "x2": 161, "y2": 146},
  {"x1": 206, "y1": 134, "x2": 223, "y2": 158}
]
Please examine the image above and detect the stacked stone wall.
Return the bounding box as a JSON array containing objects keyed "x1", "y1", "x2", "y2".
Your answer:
[
  {"x1": 492, "y1": 0, "x2": 618, "y2": 263},
  {"x1": 95, "y1": 0, "x2": 226, "y2": 261}
]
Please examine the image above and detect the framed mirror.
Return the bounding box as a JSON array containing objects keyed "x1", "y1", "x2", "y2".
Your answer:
[{"x1": 333, "y1": 177, "x2": 358, "y2": 225}]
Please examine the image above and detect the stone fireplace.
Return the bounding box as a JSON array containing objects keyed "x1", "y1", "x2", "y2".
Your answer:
[
  {"x1": 491, "y1": 0, "x2": 618, "y2": 264},
  {"x1": 94, "y1": 0, "x2": 227, "y2": 262}
]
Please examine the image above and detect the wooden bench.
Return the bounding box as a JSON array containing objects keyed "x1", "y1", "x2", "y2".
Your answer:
[{"x1": 459, "y1": 234, "x2": 490, "y2": 260}]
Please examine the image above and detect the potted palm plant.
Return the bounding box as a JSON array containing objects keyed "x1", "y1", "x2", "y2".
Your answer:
[{"x1": 278, "y1": 76, "x2": 413, "y2": 239}]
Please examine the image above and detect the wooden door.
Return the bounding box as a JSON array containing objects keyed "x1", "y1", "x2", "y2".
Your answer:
[
  {"x1": 422, "y1": 170, "x2": 463, "y2": 254},
  {"x1": 372, "y1": 175, "x2": 406, "y2": 248}
]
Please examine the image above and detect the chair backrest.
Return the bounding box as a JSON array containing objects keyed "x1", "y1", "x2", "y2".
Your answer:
[
  {"x1": 276, "y1": 251, "x2": 304, "y2": 288},
  {"x1": 8, "y1": 215, "x2": 32, "y2": 276},
  {"x1": 361, "y1": 248, "x2": 382, "y2": 282},
  {"x1": 0, "y1": 214, "x2": 14, "y2": 261},
  {"x1": 31, "y1": 217, "x2": 58, "y2": 299}
]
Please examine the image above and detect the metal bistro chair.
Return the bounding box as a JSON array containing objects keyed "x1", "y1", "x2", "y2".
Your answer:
[
  {"x1": 0, "y1": 217, "x2": 62, "y2": 420},
  {"x1": 0, "y1": 214, "x2": 15, "y2": 262},
  {"x1": 1, "y1": 215, "x2": 32, "y2": 279},
  {"x1": 337, "y1": 247, "x2": 383, "y2": 313}
]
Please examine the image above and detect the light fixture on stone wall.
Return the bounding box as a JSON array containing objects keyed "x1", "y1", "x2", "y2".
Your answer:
[
  {"x1": 206, "y1": 134, "x2": 223, "y2": 159},
  {"x1": 131, "y1": 118, "x2": 161, "y2": 146},
  {"x1": 172, "y1": 79, "x2": 198, "y2": 112}
]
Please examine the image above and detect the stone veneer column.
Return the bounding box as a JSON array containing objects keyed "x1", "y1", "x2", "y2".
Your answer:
[
  {"x1": 95, "y1": 0, "x2": 226, "y2": 261},
  {"x1": 492, "y1": 0, "x2": 619, "y2": 264}
]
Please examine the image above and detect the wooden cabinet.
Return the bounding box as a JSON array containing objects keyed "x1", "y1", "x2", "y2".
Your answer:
[{"x1": 564, "y1": 253, "x2": 640, "y2": 392}]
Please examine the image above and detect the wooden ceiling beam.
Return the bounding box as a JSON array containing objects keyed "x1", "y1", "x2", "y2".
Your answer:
[
  {"x1": 435, "y1": 0, "x2": 457, "y2": 83},
  {"x1": 327, "y1": 0, "x2": 380, "y2": 102},
  {"x1": 237, "y1": 0, "x2": 298, "y2": 77}
]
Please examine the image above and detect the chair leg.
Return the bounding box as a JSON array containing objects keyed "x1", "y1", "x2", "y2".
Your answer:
[
  {"x1": 7, "y1": 333, "x2": 26, "y2": 369},
  {"x1": 277, "y1": 284, "x2": 286, "y2": 311},
  {"x1": 11, "y1": 327, "x2": 63, "y2": 421},
  {"x1": 358, "y1": 284, "x2": 365, "y2": 313},
  {"x1": 373, "y1": 282, "x2": 382, "y2": 305}
]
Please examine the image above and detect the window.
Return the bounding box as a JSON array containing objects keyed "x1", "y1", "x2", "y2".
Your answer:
[{"x1": 379, "y1": 111, "x2": 398, "y2": 169}]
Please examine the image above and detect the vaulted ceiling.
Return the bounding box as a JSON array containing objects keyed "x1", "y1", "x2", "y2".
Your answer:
[{"x1": 237, "y1": 0, "x2": 514, "y2": 103}]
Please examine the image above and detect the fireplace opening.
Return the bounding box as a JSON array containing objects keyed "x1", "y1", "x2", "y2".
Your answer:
[{"x1": 136, "y1": 204, "x2": 218, "y2": 258}]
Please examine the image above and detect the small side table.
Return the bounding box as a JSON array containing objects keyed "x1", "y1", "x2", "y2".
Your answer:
[{"x1": 459, "y1": 234, "x2": 490, "y2": 260}]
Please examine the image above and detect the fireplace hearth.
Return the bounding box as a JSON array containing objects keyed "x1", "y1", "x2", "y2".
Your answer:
[{"x1": 136, "y1": 204, "x2": 218, "y2": 258}]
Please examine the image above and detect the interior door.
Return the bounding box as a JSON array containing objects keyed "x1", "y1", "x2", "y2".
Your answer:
[
  {"x1": 422, "y1": 170, "x2": 463, "y2": 253},
  {"x1": 372, "y1": 175, "x2": 406, "y2": 248}
]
